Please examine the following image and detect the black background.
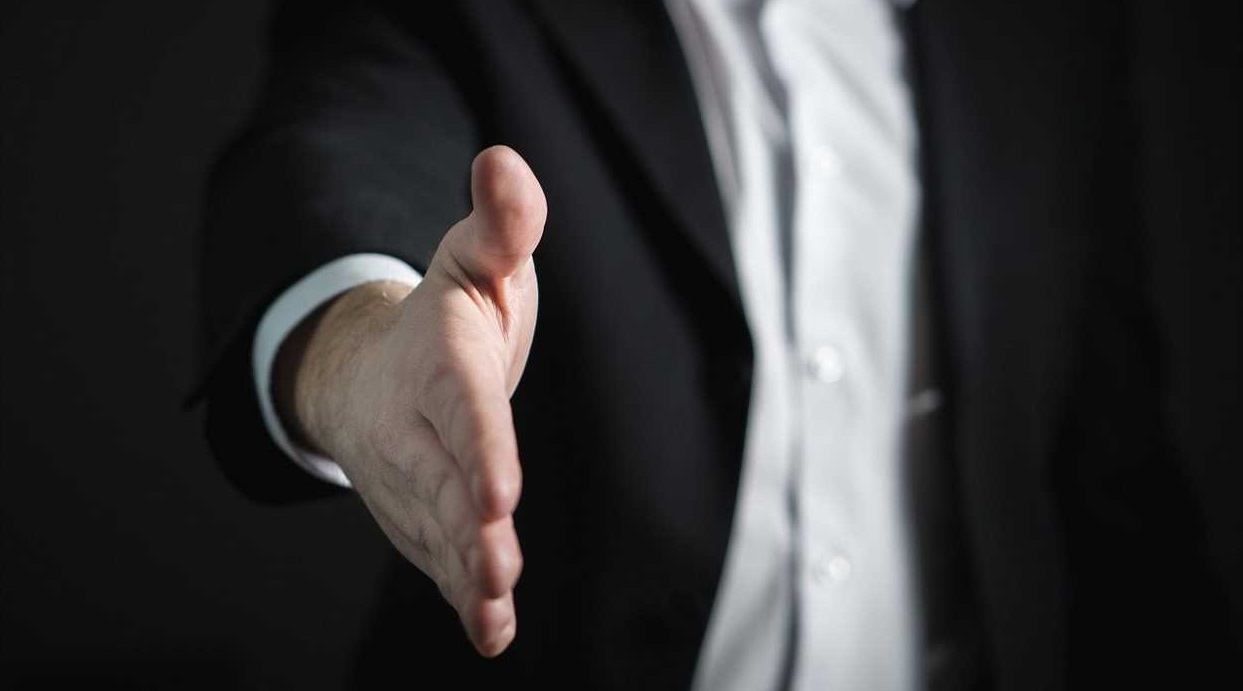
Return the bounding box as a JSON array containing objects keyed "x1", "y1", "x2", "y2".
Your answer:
[
  {"x1": 1, "y1": 3, "x2": 392, "y2": 686},
  {"x1": 4, "y1": 1, "x2": 1240, "y2": 688}
]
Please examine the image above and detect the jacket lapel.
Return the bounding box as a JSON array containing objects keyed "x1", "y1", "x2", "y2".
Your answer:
[{"x1": 527, "y1": 0, "x2": 740, "y2": 310}]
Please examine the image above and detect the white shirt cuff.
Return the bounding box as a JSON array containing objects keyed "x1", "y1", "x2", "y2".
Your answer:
[{"x1": 251, "y1": 253, "x2": 423, "y2": 488}]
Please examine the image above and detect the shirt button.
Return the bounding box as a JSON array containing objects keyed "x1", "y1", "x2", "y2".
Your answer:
[
  {"x1": 813, "y1": 145, "x2": 844, "y2": 176},
  {"x1": 812, "y1": 554, "x2": 853, "y2": 586},
  {"x1": 808, "y1": 345, "x2": 845, "y2": 383}
]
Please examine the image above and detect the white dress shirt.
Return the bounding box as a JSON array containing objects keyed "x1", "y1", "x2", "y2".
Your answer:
[{"x1": 253, "y1": 1, "x2": 922, "y2": 688}]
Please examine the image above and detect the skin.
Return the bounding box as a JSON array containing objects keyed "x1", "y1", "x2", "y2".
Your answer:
[{"x1": 274, "y1": 146, "x2": 546, "y2": 657}]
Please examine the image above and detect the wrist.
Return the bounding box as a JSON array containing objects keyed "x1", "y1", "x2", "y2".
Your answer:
[{"x1": 274, "y1": 280, "x2": 413, "y2": 461}]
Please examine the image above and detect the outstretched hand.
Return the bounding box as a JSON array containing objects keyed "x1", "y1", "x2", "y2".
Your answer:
[{"x1": 281, "y1": 146, "x2": 545, "y2": 656}]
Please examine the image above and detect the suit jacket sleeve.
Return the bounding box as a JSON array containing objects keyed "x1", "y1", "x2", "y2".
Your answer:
[{"x1": 197, "y1": 1, "x2": 480, "y2": 502}]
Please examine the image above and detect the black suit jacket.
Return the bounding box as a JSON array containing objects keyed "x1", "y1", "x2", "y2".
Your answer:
[{"x1": 198, "y1": 0, "x2": 1241, "y2": 688}]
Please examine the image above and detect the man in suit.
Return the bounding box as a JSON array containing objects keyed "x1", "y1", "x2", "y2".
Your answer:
[{"x1": 199, "y1": 0, "x2": 1240, "y2": 688}]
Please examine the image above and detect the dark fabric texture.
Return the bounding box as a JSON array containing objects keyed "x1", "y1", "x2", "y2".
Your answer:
[{"x1": 197, "y1": 0, "x2": 1241, "y2": 688}]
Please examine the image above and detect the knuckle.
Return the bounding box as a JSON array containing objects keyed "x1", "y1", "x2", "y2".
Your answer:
[
  {"x1": 493, "y1": 464, "x2": 522, "y2": 510},
  {"x1": 508, "y1": 546, "x2": 525, "y2": 586}
]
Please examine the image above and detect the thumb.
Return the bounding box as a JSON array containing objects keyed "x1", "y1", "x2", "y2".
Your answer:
[{"x1": 439, "y1": 145, "x2": 546, "y2": 285}]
